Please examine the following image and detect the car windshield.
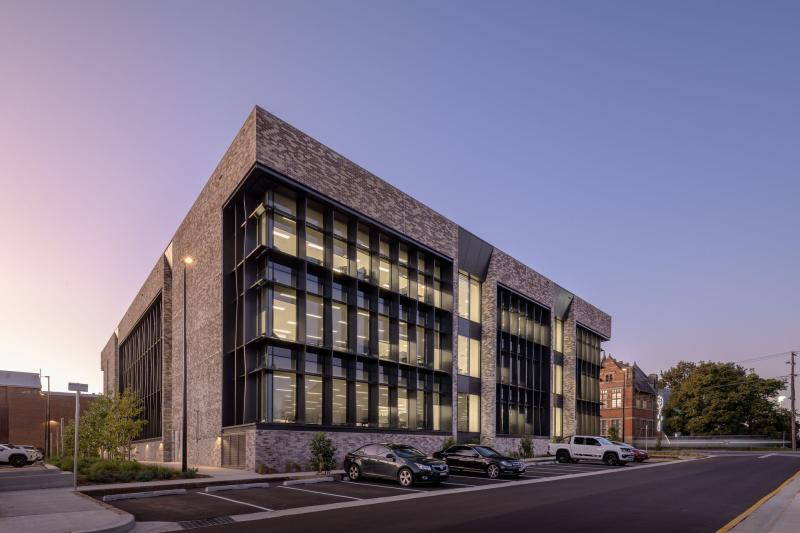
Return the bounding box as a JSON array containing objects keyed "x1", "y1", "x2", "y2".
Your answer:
[
  {"x1": 596, "y1": 437, "x2": 612, "y2": 446},
  {"x1": 392, "y1": 446, "x2": 426, "y2": 459},
  {"x1": 473, "y1": 446, "x2": 501, "y2": 458}
]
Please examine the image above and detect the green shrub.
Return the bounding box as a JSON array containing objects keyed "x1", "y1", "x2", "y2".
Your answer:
[
  {"x1": 309, "y1": 433, "x2": 337, "y2": 475},
  {"x1": 179, "y1": 468, "x2": 198, "y2": 479},
  {"x1": 441, "y1": 436, "x2": 456, "y2": 451},
  {"x1": 519, "y1": 436, "x2": 534, "y2": 458}
]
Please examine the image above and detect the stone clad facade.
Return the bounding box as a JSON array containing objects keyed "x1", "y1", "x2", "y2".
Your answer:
[{"x1": 101, "y1": 106, "x2": 611, "y2": 471}]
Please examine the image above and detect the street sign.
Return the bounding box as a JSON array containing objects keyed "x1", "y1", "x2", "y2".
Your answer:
[{"x1": 68, "y1": 383, "x2": 88, "y2": 392}]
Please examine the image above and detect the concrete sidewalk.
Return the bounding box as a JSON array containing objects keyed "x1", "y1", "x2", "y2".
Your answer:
[
  {"x1": 731, "y1": 470, "x2": 800, "y2": 532},
  {"x1": 0, "y1": 487, "x2": 133, "y2": 533}
]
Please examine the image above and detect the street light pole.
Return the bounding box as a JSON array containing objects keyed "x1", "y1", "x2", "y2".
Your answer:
[
  {"x1": 182, "y1": 256, "x2": 194, "y2": 473},
  {"x1": 790, "y1": 352, "x2": 797, "y2": 453}
]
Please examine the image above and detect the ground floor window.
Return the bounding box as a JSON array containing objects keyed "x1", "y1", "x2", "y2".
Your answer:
[{"x1": 457, "y1": 393, "x2": 480, "y2": 433}]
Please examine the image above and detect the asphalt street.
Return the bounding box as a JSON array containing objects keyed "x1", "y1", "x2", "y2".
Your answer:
[
  {"x1": 205, "y1": 455, "x2": 800, "y2": 533},
  {"x1": 0, "y1": 465, "x2": 72, "y2": 491}
]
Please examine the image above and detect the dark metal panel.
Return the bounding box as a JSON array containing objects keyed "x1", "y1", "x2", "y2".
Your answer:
[
  {"x1": 457, "y1": 227, "x2": 493, "y2": 280},
  {"x1": 553, "y1": 285, "x2": 574, "y2": 319}
]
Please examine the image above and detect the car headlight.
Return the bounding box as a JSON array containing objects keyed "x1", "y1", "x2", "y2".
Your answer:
[
  {"x1": 499, "y1": 460, "x2": 511, "y2": 467},
  {"x1": 414, "y1": 463, "x2": 432, "y2": 471}
]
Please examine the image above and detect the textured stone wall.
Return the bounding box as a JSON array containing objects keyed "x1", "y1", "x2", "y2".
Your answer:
[
  {"x1": 100, "y1": 334, "x2": 117, "y2": 395},
  {"x1": 494, "y1": 436, "x2": 550, "y2": 457},
  {"x1": 479, "y1": 256, "x2": 498, "y2": 446},
  {"x1": 254, "y1": 107, "x2": 458, "y2": 259},
  {"x1": 254, "y1": 429, "x2": 454, "y2": 473},
  {"x1": 572, "y1": 296, "x2": 611, "y2": 339},
  {"x1": 129, "y1": 438, "x2": 165, "y2": 462},
  {"x1": 160, "y1": 259, "x2": 174, "y2": 461},
  {"x1": 561, "y1": 312, "x2": 578, "y2": 437}
]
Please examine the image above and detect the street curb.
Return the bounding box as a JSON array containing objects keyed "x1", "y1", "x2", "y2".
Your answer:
[
  {"x1": 283, "y1": 477, "x2": 334, "y2": 486},
  {"x1": 73, "y1": 513, "x2": 135, "y2": 533},
  {"x1": 102, "y1": 488, "x2": 187, "y2": 502},
  {"x1": 205, "y1": 482, "x2": 271, "y2": 493}
]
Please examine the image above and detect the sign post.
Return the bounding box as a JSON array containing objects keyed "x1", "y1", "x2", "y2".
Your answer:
[{"x1": 68, "y1": 383, "x2": 88, "y2": 491}]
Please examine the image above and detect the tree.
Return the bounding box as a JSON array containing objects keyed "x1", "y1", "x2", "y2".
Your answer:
[
  {"x1": 62, "y1": 390, "x2": 145, "y2": 461},
  {"x1": 663, "y1": 361, "x2": 791, "y2": 437},
  {"x1": 659, "y1": 361, "x2": 697, "y2": 390},
  {"x1": 607, "y1": 425, "x2": 620, "y2": 442},
  {"x1": 309, "y1": 432, "x2": 337, "y2": 475}
]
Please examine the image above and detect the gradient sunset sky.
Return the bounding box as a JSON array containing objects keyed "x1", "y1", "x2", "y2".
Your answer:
[{"x1": 0, "y1": 1, "x2": 797, "y2": 397}]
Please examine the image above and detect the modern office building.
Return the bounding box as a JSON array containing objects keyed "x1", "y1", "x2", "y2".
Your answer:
[
  {"x1": 100, "y1": 106, "x2": 611, "y2": 471},
  {"x1": 599, "y1": 355, "x2": 658, "y2": 445}
]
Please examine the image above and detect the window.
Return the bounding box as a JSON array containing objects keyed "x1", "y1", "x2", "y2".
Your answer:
[
  {"x1": 268, "y1": 260, "x2": 295, "y2": 286},
  {"x1": 553, "y1": 364, "x2": 563, "y2": 395},
  {"x1": 399, "y1": 321, "x2": 409, "y2": 363},
  {"x1": 553, "y1": 406, "x2": 563, "y2": 437},
  {"x1": 356, "y1": 311, "x2": 370, "y2": 355},
  {"x1": 398, "y1": 387, "x2": 408, "y2": 429},
  {"x1": 355, "y1": 382, "x2": 369, "y2": 426},
  {"x1": 264, "y1": 346, "x2": 295, "y2": 371},
  {"x1": 399, "y1": 245, "x2": 408, "y2": 265},
  {"x1": 306, "y1": 273, "x2": 323, "y2": 295},
  {"x1": 399, "y1": 266, "x2": 409, "y2": 296},
  {"x1": 379, "y1": 236, "x2": 391, "y2": 257},
  {"x1": 378, "y1": 315, "x2": 390, "y2": 359},
  {"x1": 306, "y1": 201, "x2": 324, "y2": 228},
  {"x1": 306, "y1": 295, "x2": 324, "y2": 346},
  {"x1": 416, "y1": 390, "x2": 428, "y2": 429},
  {"x1": 379, "y1": 258, "x2": 391, "y2": 290},
  {"x1": 273, "y1": 214, "x2": 297, "y2": 256},
  {"x1": 416, "y1": 325, "x2": 426, "y2": 366},
  {"x1": 333, "y1": 213, "x2": 348, "y2": 239},
  {"x1": 417, "y1": 273, "x2": 427, "y2": 302},
  {"x1": 458, "y1": 271, "x2": 481, "y2": 323},
  {"x1": 273, "y1": 189, "x2": 296, "y2": 216},
  {"x1": 305, "y1": 227, "x2": 325, "y2": 265},
  {"x1": 378, "y1": 385, "x2": 390, "y2": 427},
  {"x1": 554, "y1": 318, "x2": 563, "y2": 353},
  {"x1": 272, "y1": 289, "x2": 297, "y2": 341},
  {"x1": 332, "y1": 302, "x2": 348, "y2": 351},
  {"x1": 332, "y1": 379, "x2": 347, "y2": 425},
  {"x1": 270, "y1": 372, "x2": 296, "y2": 423},
  {"x1": 333, "y1": 238, "x2": 348, "y2": 274},
  {"x1": 356, "y1": 249, "x2": 370, "y2": 281},
  {"x1": 611, "y1": 388, "x2": 622, "y2": 408},
  {"x1": 357, "y1": 225, "x2": 370, "y2": 249},
  {"x1": 457, "y1": 393, "x2": 480, "y2": 433},
  {"x1": 304, "y1": 376, "x2": 323, "y2": 424},
  {"x1": 457, "y1": 335, "x2": 481, "y2": 378}
]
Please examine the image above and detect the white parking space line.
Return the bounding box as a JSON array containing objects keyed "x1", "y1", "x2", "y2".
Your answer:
[
  {"x1": 199, "y1": 491, "x2": 274, "y2": 512},
  {"x1": 341, "y1": 481, "x2": 421, "y2": 493},
  {"x1": 440, "y1": 481, "x2": 481, "y2": 487},
  {"x1": 279, "y1": 485, "x2": 363, "y2": 500},
  {"x1": 758, "y1": 453, "x2": 776, "y2": 459}
]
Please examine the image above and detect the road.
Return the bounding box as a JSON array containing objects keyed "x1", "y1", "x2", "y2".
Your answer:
[
  {"x1": 206, "y1": 454, "x2": 800, "y2": 533},
  {"x1": 0, "y1": 465, "x2": 73, "y2": 491}
]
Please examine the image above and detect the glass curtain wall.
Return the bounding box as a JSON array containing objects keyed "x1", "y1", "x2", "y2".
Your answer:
[
  {"x1": 576, "y1": 325, "x2": 604, "y2": 435},
  {"x1": 496, "y1": 286, "x2": 551, "y2": 437},
  {"x1": 223, "y1": 176, "x2": 454, "y2": 432}
]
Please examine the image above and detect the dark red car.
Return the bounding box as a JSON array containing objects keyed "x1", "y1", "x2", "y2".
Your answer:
[{"x1": 612, "y1": 442, "x2": 649, "y2": 462}]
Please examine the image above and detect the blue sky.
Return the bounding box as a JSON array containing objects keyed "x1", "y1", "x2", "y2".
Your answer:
[{"x1": 0, "y1": 1, "x2": 797, "y2": 394}]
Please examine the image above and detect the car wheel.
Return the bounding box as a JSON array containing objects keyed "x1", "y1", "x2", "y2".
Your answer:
[
  {"x1": 397, "y1": 467, "x2": 414, "y2": 487},
  {"x1": 347, "y1": 464, "x2": 361, "y2": 481},
  {"x1": 10, "y1": 455, "x2": 27, "y2": 468},
  {"x1": 486, "y1": 464, "x2": 500, "y2": 479},
  {"x1": 556, "y1": 451, "x2": 571, "y2": 463},
  {"x1": 603, "y1": 453, "x2": 620, "y2": 467}
]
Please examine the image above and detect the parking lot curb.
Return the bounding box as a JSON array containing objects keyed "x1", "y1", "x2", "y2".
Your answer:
[
  {"x1": 205, "y1": 482, "x2": 271, "y2": 493},
  {"x1": 73, "y1": 513, "x2": 135, "y2": 533},
  {"x1": 102, "y1": 488, "x2": 187, "y2": 502},
  {"x1": 283, "y1": 476, "x2": 335, "y2": 486}
]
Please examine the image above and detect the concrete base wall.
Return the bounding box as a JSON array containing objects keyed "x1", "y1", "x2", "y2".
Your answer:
[
  {"x1": 494, "y1": 436, "x2": 550, "y2": 457},
  {"x1": 254, "y1": 429, "x2": 453, "y2": 473}
]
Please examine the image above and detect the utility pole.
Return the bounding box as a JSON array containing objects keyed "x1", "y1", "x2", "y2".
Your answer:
[{"x1": 791, "y1": 352, "x2": 797, "y2": 453}]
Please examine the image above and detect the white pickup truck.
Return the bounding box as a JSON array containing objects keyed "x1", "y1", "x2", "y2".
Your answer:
[{"x1": 548, "y1": 436, "x2": 635, "y2": 466}]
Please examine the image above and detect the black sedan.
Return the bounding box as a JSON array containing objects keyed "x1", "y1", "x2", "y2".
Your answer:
[
  {"x1": 344, "y1": 443, "x2": 449, "y2": 487},
  {"x1": 433, "y1": 444, "x2": 525, "y2": 478}
]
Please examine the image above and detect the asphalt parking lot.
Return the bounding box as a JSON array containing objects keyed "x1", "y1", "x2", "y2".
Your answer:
[
  {"x1": 106, "y1": 460, "x2": 649, "y2": 527},
  {"x1": 0, "y1": 463, "x2": 72, "y2": 491}
]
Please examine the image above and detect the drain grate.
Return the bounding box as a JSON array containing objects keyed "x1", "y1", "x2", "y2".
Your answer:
[{"x1": 178, "y1": 516, "x2": 235, "y2": 529}]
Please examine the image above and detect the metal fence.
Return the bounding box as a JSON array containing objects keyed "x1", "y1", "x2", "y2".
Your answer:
[{"x1": 633, "y1": 435, "x2": 791, "y2": 449}]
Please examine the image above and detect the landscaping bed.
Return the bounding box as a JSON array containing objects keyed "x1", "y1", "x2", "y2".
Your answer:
[{"x1": 48, "y1": 456, "x2": 200, "y2": 484}]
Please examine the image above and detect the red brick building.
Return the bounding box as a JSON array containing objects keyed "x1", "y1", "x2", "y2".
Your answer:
[
  {"x1": 599, "y1": 356, "x2": 658, "y2": 445},
  {"x1": 0, "y1": 370, "x2": 97, "y2": 456}
]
